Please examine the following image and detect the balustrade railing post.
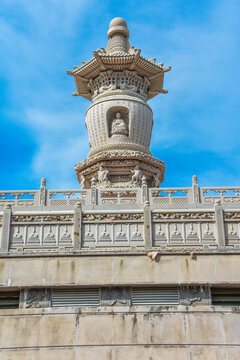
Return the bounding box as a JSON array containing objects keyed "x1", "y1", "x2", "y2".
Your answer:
[
  {"x1": 90, "y1": 177, "x2": 97, "y2": 205},
  {"x1": 141, "y1": 175, "x2": 149, "y2": 204},
  {"x1": 39, "y1": 178, "x2": 47, "y2": 206},
  {"x1": 73, "y1": 202, "x2": 82, "y2": 250},
  {"x1": 1, "y1": 204, "x2": 11, "y2": 252},
  {"x1": 143, "y1": 200, "x2": 152, "y2": 248},
  {"x1": 192, "y1": 175, "x2": 200, "y2": 205},
  {"x1": 214, "y1": 199, "x2": 226, "y2": 248}
]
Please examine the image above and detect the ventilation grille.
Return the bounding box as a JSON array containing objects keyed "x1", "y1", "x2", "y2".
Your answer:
[
  {"x1": 131, "y1": 287, "x2": 179, "y2": 305},
  {"x1": 52, "y1": 288, "x2": 100, "y2": 307},
  {"x1": 212, "y1": 288, "x2": 240, "y2": 306},
  {"x1": 0, "y1": 292, "x2": 19, "y2": 309}
]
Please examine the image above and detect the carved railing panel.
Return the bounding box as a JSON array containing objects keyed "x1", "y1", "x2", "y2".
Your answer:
[
  {"x1": 200, "y1": 187, "x2": 240, "y2": 204},
  {"x1": 152, "y1": 211, "x2": 216, "y2": 247},
  {"x1": 48, "y1": 190, "x2": 87, "y2": 206},
  {"x1": 82, "y1": 212, "x2": 144, "y2": 247},
  {"x1": 150, "y1": 188, "x2": 191, "y2": 208},
  {"x1": 224, "y1": 211, "x2": 240, "y2": 246},
  {"x1": 98, "y1": 189, "x2": 139, "y2": 205},
  {"x1": 0, "y1": 191, "x2": 38, "y2": 207},
  {"x1": 9, "y1": 214, "x2": 74, "y2": 249}
]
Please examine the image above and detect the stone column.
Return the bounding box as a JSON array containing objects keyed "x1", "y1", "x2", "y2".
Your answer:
[
  {"x1": 1, "y1": 204, "x2": 12, "y2": 252},
  {"x1": 143, "y1": 201, "x2": 152, "y2": 248},
  {"x1": 214, "y1": 199, "x2": 226, "y2": 248},
  {"x1": 73, "y1": 202, "x2": 82, "y2": 249}
]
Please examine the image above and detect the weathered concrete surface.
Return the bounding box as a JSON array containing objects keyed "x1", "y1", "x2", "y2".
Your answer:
[
  {"x1": 0, "y1": 254, "x2": 240, "y2": 287},
  {"x1": 0, "y1": 307, "x2": 240, "y2": 359},
  {"x1": 1, "y1": 346, "x2": 240, "y2": 360}
]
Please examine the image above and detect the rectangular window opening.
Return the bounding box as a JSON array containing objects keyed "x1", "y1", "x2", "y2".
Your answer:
[
  {"x1": 0, "y1": 291, "x2": 20, "y2": 309},
  {"x1": 212, "y1": 288, "x2": 240, "y2": 306},
  {"x1": 131, "y1": 287, "x2": 179, "y2": 306},
  {"x1": 52, "y1": 288, "x2": 100, "y2": 307}
]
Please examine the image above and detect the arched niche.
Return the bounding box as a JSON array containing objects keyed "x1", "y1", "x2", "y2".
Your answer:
[{"x1": 107, "y1": 107, "x2": 129, "y2": 138}]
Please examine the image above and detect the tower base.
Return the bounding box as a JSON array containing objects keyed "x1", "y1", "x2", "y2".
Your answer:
[{"x1": 75, "y1": 150, "x2": 165, "y2": 189}]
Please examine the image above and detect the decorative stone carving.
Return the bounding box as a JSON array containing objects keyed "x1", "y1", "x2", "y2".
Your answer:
[
  {"x1": 131, "y1": 166, "x2": 142, "y2": 187},
  {"x1": 224, "y1": 212, "x2": 240, "y2": 220},
  {"x1": 11, "y1": 226, "x2": 24, "y2": 246},
  {"x1": 88, "y1": 70, "x2": 150, "y2": 101},
  {"x1": 170, "y1": 223, "x2": 183, "y2": 242},
  {"x1": 180, "y1": 286, "x2": 210, "y2": 306},
  {"x1": 152, "y1": 212, "x2": 214, "y2": 221},
  {"x1": 202, "y1": 223, "x2": 215, "y2": 242},
  {"x1": 83, "y1": 213, "x2": 143, "y2": 221},
  {"x1": 131, "y1": 224, "x2": 144, "y2": 242},
  {"x1": 186, "y1": 223, "x2": 199, "y2": 242},
  {"x1": 98, "y1": 167, "x2": 109, "y2": 184},
  {"x1": 60, "y1": 225, "x2": 72, "y2": 244},
  {"x1": 27, "y1": 226, "x2": 40, "y2": 245},
  {"x1": 153, "y1": 223, "x2": 167, "y2": 244},
  {"x1": 153, "y1": 171, "x2": 161, "y2": 188},
  {"x1": 110, "y1": 112, "x2": 128, "y2": 137},
  {"x1": 12, "y1": 214, "x2": 74, "y2": 223},
  {"x1": 23, "y1": 289, "x2": 51, "y2": 308},
  {"x1": 101, "y1": 287, "x2": 131, "y2": 306},
  {"x1": 80, "y1": 175, "x2": 85, "y2": 189}
]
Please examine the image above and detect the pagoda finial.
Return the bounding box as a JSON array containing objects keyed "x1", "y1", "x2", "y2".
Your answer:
[{"x1": 106, "y1": 17, "x2": 130, "y2": 55}]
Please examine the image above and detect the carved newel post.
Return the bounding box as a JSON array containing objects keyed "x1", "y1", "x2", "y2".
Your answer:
[{"x1": 67, "y1": 17, "x2": 170, "y2": 189}]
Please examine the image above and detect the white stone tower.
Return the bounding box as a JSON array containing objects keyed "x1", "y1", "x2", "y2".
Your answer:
[{"x1": 67, "y1": 17, "x2": 171, "y2": 188}]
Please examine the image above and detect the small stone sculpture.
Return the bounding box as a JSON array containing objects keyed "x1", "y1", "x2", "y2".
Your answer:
[
  {"x1": 111, "y1": 112, "x2": 128, "y2": 136},
  {"x1": 131, "y1": 165, "x2": 142, "y2": 186},
  {"x1": 80, "y1": 174, "x2": 85, "y2": 189},
  {"x1": 192, "y1": 175, "x2": 198, "y2": 185},
  {"x1": 153, "y1": 171, "x2": 161, "y2": 188},
  {"x1": 98, "y1": 166, "x2": 109, "y2": 183}
]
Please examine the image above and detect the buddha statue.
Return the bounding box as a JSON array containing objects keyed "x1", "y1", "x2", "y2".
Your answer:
[{"x1": 111, "y1": 112, "x2": 128, "y2": 137}]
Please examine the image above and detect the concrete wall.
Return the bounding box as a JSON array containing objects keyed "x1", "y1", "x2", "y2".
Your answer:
[
  {"x1": 0, "y1": 253, "x2": 240, "y2": 288},
  {"x1": 0, "y1": 307, "x2": 240, "y2": 359},
  {"x1": 1, "y1": 254, "x2": 240, "y2": 359}
]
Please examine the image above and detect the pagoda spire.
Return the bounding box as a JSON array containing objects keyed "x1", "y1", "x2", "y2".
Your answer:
[{"x1": 106, "y1": 17, "x2": 130, "y2": 55}]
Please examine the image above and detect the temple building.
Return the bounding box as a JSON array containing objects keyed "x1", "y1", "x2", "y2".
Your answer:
[{"x1": 0, "y1": 17, "x2": 240, "y2": 359}]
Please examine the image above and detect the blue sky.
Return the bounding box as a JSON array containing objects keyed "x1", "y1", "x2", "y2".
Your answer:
[{"x1": 0, "y1": 0, "x2": 240, "y2": 190}]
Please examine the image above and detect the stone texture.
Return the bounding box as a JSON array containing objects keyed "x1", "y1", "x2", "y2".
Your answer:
[
  {"x1": 1, "y1": 254, "x2": 240, "y2": 287},
  {"x1": 0, "y1": 308, "x2": 240, "y2": 359}
]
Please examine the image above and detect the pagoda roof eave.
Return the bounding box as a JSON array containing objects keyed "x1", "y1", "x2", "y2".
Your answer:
[{"x1": 67, "y1": 52, "x2": 171, "y2": 101}]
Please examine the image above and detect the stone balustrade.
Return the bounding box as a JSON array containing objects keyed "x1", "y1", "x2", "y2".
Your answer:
[
  {"x1": 0, "y1": 185, "x2": 239, "y2": 208},
  {"x1": 0, "y1": 177, "x2": 239, "y2": 253}
]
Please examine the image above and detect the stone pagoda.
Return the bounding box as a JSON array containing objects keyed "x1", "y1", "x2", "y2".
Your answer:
[{"x1": 67, "y1": 17, "x2": 171, "y2": 189}]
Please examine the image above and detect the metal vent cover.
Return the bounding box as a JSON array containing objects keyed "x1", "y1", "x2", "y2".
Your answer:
[
  {"x1": 52, "y1": 288, "x2": 100, "y2": 307},
  {"x1": 0, "y1": 291, "x2": 19, "y2": 309},
  {"x1": 131, "y1": 287, "x2": 179, "y2": 305}
]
